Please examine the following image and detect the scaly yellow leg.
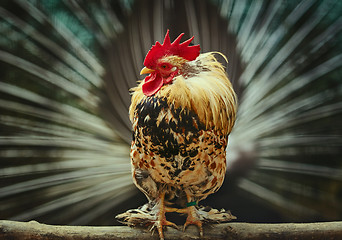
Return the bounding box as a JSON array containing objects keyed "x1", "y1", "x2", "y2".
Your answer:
[
  {"x1": 155, "y1": 192, "x2": 178, "y2": 240},
  {"x1": 183, "y1": 193, "x2": 203, "y2": 237}
]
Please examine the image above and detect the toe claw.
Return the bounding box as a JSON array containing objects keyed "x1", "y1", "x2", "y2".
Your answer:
[
  {"x1": 155, "y1": 218, "x2": 179, "y2": 239},
  {"x1": 165, "y1": 220, "x2": 179, "y2": 230},
  {"x1": 183, "y1": 218, "x2": 203, "y2": 233},
  {"x1": 183, "y1": 205, "x2": 204, "y2": 237}
]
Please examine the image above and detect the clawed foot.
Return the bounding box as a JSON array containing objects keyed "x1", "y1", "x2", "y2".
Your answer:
[
  {"x1": 153, "y1": 217, "x2": 178, "y2": 240},
  {"x1": 154, "y1": 206, "x2": 203, "y2": 239},
  {"x1": 153, "y1": 192, "x2": 179, "y2": 240},
  {"x1": 165, "y1": 205, "x2": 203, "y2": 237},
  {"x1": 183, "y1": 206, "x2": 203, "y2": 237},
  {"x1": 154, "y1": 207, "x2": 203, "y2": 239}
]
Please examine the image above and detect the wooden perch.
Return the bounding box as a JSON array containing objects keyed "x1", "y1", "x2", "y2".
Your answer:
[{"x1": 0, "y1": 220, "x2": 341, "y2": 240}]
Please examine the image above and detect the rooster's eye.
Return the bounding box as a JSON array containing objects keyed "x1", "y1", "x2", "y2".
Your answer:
[{"x1": 159, "y1": 62, "x2": 170, "y2": 70}]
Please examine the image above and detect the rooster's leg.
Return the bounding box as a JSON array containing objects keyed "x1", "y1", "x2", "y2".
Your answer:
[
  {"x1": 154, "y1": 191, "x2": 178, "y2": 240},
  {"x1": 183, "y1": 193, "x2": 203, "y2": 237},
  {"x1": 162, "y1": 194, "x2": 203, "y2": 237}
]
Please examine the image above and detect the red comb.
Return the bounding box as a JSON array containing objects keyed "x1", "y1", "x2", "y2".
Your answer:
[{"x1": 143, "y1": 30, "x2": 200, "y2": 69}]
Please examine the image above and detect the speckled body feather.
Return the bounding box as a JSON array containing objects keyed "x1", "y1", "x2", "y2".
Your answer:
[{"x1": 129, "y1": 52, "x2": 237, "y2": 207}]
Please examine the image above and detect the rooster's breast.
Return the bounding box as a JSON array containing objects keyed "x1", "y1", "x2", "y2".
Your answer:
[{"x1": 130, "y1": 96, "x2": 228, "y2": 200}]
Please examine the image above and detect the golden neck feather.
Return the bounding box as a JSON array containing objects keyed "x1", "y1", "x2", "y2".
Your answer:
[{"x1": 129, "y1": 52, "x2": 237, "y2": 136}]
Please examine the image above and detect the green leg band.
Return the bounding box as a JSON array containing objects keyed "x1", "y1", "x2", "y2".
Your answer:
[{"x1": 186, "y1": 201, "x2": 197, "y2": 207}]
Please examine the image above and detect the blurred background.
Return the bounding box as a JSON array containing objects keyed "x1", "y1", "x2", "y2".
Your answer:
[{"x1": 0, "y1": 0, "x2": 341, "y2": 226}]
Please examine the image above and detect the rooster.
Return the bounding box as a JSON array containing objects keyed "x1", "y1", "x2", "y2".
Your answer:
[{"x1": 117, "y1": 30, "x2": 237, "y2": 239}]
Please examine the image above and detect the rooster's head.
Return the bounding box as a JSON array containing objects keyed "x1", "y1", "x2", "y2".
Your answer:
[{"x1": 140, "y1": 30, "x2": 200, "y2": 96}]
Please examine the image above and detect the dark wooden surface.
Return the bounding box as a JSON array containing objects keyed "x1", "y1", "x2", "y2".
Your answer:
[{"x1": 0, "y1": 220, "x2": 342, "y2": 240}]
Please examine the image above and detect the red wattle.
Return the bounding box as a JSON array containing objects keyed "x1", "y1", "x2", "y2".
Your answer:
[{"x1": 142, "y1": 72, "x2": 163, "y2": 96}]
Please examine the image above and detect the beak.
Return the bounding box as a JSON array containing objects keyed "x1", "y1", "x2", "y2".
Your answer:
[{"x1": 140, "y1": 67, "x2": 155, "y2": 75}]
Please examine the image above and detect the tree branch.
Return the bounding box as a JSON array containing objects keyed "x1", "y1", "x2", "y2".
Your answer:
[{"x1": 0, "y1": 220, "x2": 341, "y2": 240}]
